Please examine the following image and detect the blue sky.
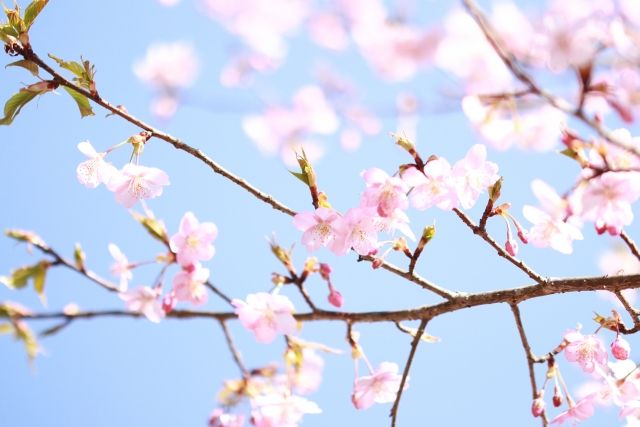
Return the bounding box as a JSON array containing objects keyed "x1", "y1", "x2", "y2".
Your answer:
[{"x1": 0, "y1": 1, "x2": 636, "y2": 426}]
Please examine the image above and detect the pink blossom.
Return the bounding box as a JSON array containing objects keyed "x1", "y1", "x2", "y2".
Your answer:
[
  {"x1": 292, "y1": 208, "x2": 342, "y2": 253},
  {"x1": 550, "y1": 393, "x2": 597, "y2": 425},
  {"x1": 332, "y1": 207, "x2": 381, "y2": 256},
  {"x1": 307, "y1": 12, "x2": 349, "y2": 51},
  {"x1": 219, "y1": 53, "x2": 280, "y2": 88},
  {"x1": 119, "y1": 286, "x2": 164, "y2": 323},
  {"x1": 360, "y1": 168, "x2": 409, "y2": 217},
  {"x1": 251, "y1": 394, "x2": 321, "y2": 427},
  {"x1": 108, "y1": 243, "x2": 131, "y2": 292},
  {"x1": 352, "y1": 362, "x2": 405, "y2": 410},
  {"x1": 106, "y1": 164, "x2": 170, "y2": 208},
  {"x1": 290, "y1": 349, "x2": 324, "y2": 395},
  {"x1": 76, "y1": 141, "x2": 117, "y2": 188},
  {"x1": 451, "y1": 144, "x2": 499, "y2": 209},
  {"x1": 208, "y1": 408, "x2": 244, "y2": 427},
  {"x1": 402, "y1": 161, "x2": 458, "y2": 211},
  {"x1": 580, "y1": 172, "x2": 640, "y2": 235},
  {"x1": 523, "y1": 180, "x2": 583, "y2": 254},
  {"x1": 563, "y1": 330, "x2": 608, "y2": 373},
  {"x1": 462, "y1": 96, "x2": 566, "y2": 151},
  {"x1": 172, "y1": 263, "x2": 210, "y2": 306},
  {"x1": 133, "y1": 42, "x2": 199, "y2": 89},
  {"x1": 612, "y1": 337, "x2": 631, "y2": 361},
  {"x1": 169, "y1": 212, "x2": 218, "y2": 267},
  {"x1": 232, "y1": 293, "x2": 296, "y2": 343}
]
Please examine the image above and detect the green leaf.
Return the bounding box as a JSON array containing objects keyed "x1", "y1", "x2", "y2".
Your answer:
[
  {"x1": 5, "y1": 229, "x2": 45, "y2": 246},
  {"x1": 5, "y1": 59, "x2": 39, "y2": 76},
  {"x1": 0, "y1": 89, "x2": 38, "y2": 125},
  {"x1": 23, "y1": 0, "x2": 48, "y2": 29},
  {"x1": 48, "y1": 54, "x2": 85, "y2": 78},
  {"x1": 13, "y1": 320, "x2": 39, "y2": 361},
  {"x1": 289, "y1": 170, "x2": 309, "y2": 185},
  {"x1": 0, "y1": 261, "x2": 49, "y2": 304},
  {"x1": 33, "y1": 264, "x2": 46, "y2": 304},
  {"x1": 0, "y1": 323, "x2": 14, "y2": 335},
  {"x1": 63, "y1": 87, "x2": 94, "y2": 118}
]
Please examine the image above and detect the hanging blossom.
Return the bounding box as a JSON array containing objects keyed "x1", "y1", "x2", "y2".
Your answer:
[
  {"x1": 563, "y1": 329, "x2": 608, "y2": 373},
  {"x1": 251, "y1": 393, "x2": 321, "y2": 427},
  {"x1": 360, "y1": 168, "x2": 409, "y2": 217},
  {"x1": 451, "y1": 144, "x2": 500, "y2": 209},
  {"x1": 550, "y1": 393, "x2": 598, "y2": 425},
  {"x1": 288, "y1": 348, "x2": 325, "y2": 395},
  {"x1": 292, "y1": 207, "x2": 342, "y2": 253},
  {"x1": 169, "y1": 211, "x2": 218, "y2": 267},
  {"x1": 119, "y1": 286, "x2": 164, "y2": 323},
  {"x1": 402, "y1": 159, "x2": 458, "y2": 211},
  {"x1": 332, "y1": 207, "x2": 381, "y2": 256},
  {"x1": 76, "y1": 141, "x2": 117, "y2": 188},
  {"x1": 172, "y1": 263, "x2": 210, "y2": 306},
  {"x1": 522, "y1": 180, "x2": 583, "y2": 254},
  {"x1": 579, "y1": 171, "x2": 640, "y2": 236},
  {"x1": 232, "y1": 292, "x2": 297, "y2": 343},
  {"x1": 108, "y1": 243, "x2": 131, "y2": 292},
  {"x1": 106, "y1": 164, "x2": 170, "y2": 208},
  {"x1": 352, "y1": 362, "x2": 406, "y2": 410}
]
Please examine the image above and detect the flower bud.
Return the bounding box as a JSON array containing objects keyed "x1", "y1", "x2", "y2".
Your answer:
[
  {"x1": 328, "y1": 285, "x2": 343, "y2": 308},
  {"x1": 162, "y1": 291, "x2": 176, "y2": 314},
  {"x1": 611, "y1": 336, "x2": 631, "y2": 361},
  {"x1": 552, "y1": 384, "x2": 563, "y2": 407},
  {"x1": 531, "y1": 391, "x2": 545, "y2": 417},
  {"x1": 505, "y1": 239, "x2": 518, "y2": 257},
  {"x1": 371, "y1": 258, "x2": 383, "y2": 269}
]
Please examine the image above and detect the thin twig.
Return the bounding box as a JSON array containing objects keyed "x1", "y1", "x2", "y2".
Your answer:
[
  {"x1": 453, "y1": 208, "x2": 546, "y2": 283},
  {"x1": 358, "y1": 255, "x2": 458, "y2": 299},
  {"x1": 510, "y1": 303, "x2": 548, "y2": 426},
  {"x1": 614, "y1": 290, "x2": 640, "y2": 326},
  {"x1": 294, "y1": 279, "x2": 319, "y2": 311},
  {"x1": 390, "y1": 318, "x2": 429, "y2": 427},
  {"x1": 219, "y1": 320, "x2": 249, "y2": 377},
  {"x1": 461, "y1": 0, "x2": 640, "y2": 160},
  {"x1": 620, "y1": 231, "x2": 640, "y2": 262},
  {"x1": 205, "y1": 281, "x2": 233, "y2": 306},
  {"x1": 19, "y1": 46, "x2": 297, "y2": 217}
]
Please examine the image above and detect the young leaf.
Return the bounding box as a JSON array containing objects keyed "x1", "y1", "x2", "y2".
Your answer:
[
  {"x1": 23, "y1": 0, "x2": 48, "y2": 29},
  {"x1": 73, "y1": 243, "x2": 86, "y2": 271},
  {"x1": 63, "y1": 87, "x2": 94, "y2": 118},
  {"x1": 48, "y1": 54, "x2": 85, "y2": 78},
  {"x1": 289, "y1": 170, "x2": 309, "y2": 185},
  {"x1": 5, "y1": 59, "x2": 39, "y2": 76},
  {"x1": 0, "y1": 89, "x2": 38, "y2": 125}
]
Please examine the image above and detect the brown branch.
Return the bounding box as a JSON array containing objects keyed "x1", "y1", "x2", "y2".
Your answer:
[
  {"x1": 453, "y1": 208, "x2": 545, "y2": 283},
  {"x1": 205, "y1": 281, "x2": 233, "y2": 306},
  {"x1": 510, "y1": 304, "x2": 548, "y2": 426},
  {"x1": 615, "y1": 290, "x2": 640, "y2": 329},
  {"x1": 358, "y1": 255, "x2": 458, "y2": 300},
  {"x1": 15, "y1": 274, "x2": 640, "y2": 325},
  {"x1": 219, "y1": 320, "x2": 249, "y2": 377},
  {"x1": 621, "y1": 231, "x2": 640, "y2": 262},
  {"x1": 390, "y1": 318, "x2": 429, "y2": 427},
  {"x1": 461, "y1": 0, "x2": 640, "y2": 160},
  {"x1": 19, "y1": 46, "x2": 296, "y2": 218}
]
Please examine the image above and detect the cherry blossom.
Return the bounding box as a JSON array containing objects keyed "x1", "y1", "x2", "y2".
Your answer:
[
  {"x1": 76, "y1": 141, "x2": 117, "y2": 188},
  {"x1": 106, "y1": 164, "x2": 170, "y2": 208},
  {"x1": 612, "y1": 337, "x2": 631, "y2": 361},
  {"x1": 119, "y1": 286, "x2": 164, "y2": 323},
  {"x1": 289, "y1": 348, "x2": 324, "y2": 395},
  {"x1": 360, "y1": 168, "x2": 409, "y2": 217},
  {"x1": 232, "y1": 293, "x2": 297, "y2": 343},
  {"x1": 251, "y1": 393, "x2": 321, "y2": 427},
  {"x1": 451, "y1": 144, "x2": 499, "y2": 209},
  {"x1": 352, "y1": 362, "x2": 405, "y2": 410},
  {"x1": 550, "y1": 393, "x2": 597, "y2": 425},
  {"x1": 402, "y1": 160, "x2": 458, "y2": 211},
  {"x1": 208, "y1": 409, "x2": 244, "y2": 427},
  {"x1": 292, "y1": 207, "x2": 342, "y2": 253},
  {"x1": 563, "y1": 330, "x2": 608, "y2": 373},
  {"x1": 522, "y1": 180, "x2": 583, "y2": 254},
  {"x1": 169, "y1": 212, "x2": 218, "y2": 267},
  {"x1": 108, "y1": 243, "x2": 131, "y2": 292},
  {"x1": 172, "y1": 263, "x2": 210, "y2": 306},
  {"x1": 332, "y1": 207, "x2": 381, "y2": 256},
  {"x1": 580, "y1": 171, "x2": 640, "y2": 235},
  {"x1": 133, "y1": 42, "x2": 199, "y2": 89}
]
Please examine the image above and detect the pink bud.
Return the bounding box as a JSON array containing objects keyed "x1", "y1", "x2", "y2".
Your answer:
[
  {"x1": 371, "y1": 258, "x2": 383, "y2": 269},
  {"x1": 162, "y1": 291, "x2": 176, "y2": 314},
  {"x1": 595, "y1": 221, "x2": 607, "y2": 235},
  {"x1": 505, "y1": 239, "x2": 518, "y2": 257},
  {"x1": 328, "y1": 285, "x2": 343, "y2": 308},
  {"x1": 319, "y1": 263, "x2": 332, "y2": 280},
  {"x1": 531, "y1": 391, "x2": 545, "y2": 417},
  {"x1": 611, "y1": 337, "x2": 631, "y2": 360},
  {"x1": 552, "y1": 385, "x2": 563, "y2": 407},
  {"x1": 607, "y1": 224, "x2": 621, "y2": 236}
]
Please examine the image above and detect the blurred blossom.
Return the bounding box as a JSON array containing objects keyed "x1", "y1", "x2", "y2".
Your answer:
[{"x1": 133, "y1": 42, "x2": 199, "y2": 89}]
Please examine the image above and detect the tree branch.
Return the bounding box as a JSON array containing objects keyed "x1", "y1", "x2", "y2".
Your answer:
[
  {"x1": 390, "y1": 318, "x2": 429, "y2": 427},
  {"x1": 620, "y1": 231, "x2": 640, "y2": 263},
  {"x1": 219, "y1": 320, "x2": 249, "y2": 377}
]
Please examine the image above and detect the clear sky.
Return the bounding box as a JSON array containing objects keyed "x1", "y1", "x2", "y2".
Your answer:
[{"x1": 0, "y1": 1, "x2": 635, "y2": 426}]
